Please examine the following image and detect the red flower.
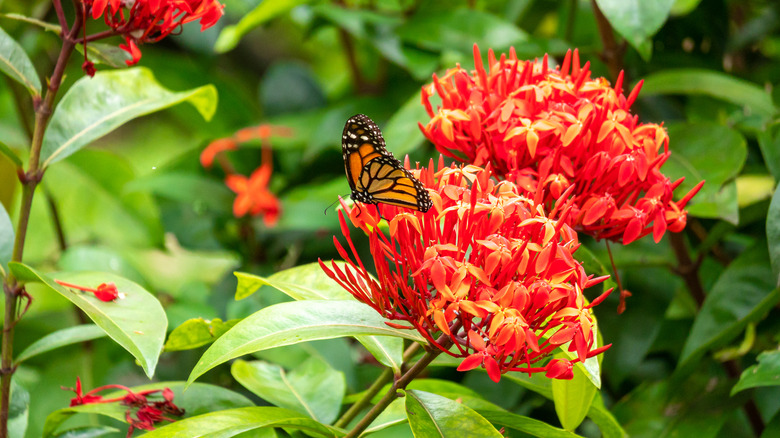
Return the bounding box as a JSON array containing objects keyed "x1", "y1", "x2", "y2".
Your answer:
[
  {"x1": 63, "y1": 378, "x2": 184, "y2": 437},
  {"x1": 225, "y1": 164, "x2": 281, "y2": 225},
  {"x1": 420, "y1": 45, "x2": 703, "y2": 245},
  {"x1": 200, "y1": 138, "x2": 238, "y2": 168},
  {"x1": 82, "y1": 0, "x2": 225, "y2": 66},
  {"x1": 320, "y1": 158, "x2": 611, "y2": 381},
  {"x1": 55, "y1": 280, "x2": 119, "y2": 302}
]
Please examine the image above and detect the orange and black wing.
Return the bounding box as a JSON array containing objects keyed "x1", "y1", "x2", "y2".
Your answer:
[
  {"x1": 355, "y1": 157, "x2": 433, "y2": 212},
  {"x1": 342, "y1": 114, "x2": 393, "y2": 192}
]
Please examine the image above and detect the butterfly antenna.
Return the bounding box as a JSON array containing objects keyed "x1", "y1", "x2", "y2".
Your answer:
[{"x1": 324, "y1": 194, "x2": 351, "y2": 215}]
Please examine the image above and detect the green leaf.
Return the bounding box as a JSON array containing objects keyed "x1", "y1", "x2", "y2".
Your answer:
[
  {"x1": 232, "y1": 358, "x2": 345, "y2": 424},
  {"x1": 758, "y1": 128, "x2": 780, "y2": 181},
  {"x1": 164, "y1": 318, "x2": 239, "y2": 351},
  {"x1": 662, "y1": 123, "x2": 747, "y2": 224},
  {"x1": 75, "y1": 42, "x2": 132, "y2": 68},
  {"x1": 641, "y1": 69, "x2": 776, "y2": 119},
  {"x1": 396, "y1": 7, "x2": 528, "y2": 54},
  {"x1": 15, "y1": 324, "x2": 107, "y2": 363},
  {"x1": 235, "y1": 263, "x2": 352, "y2": 301},
  {"x1": 383, "y1": 91, "x2": 431, "y2": 157},
  {"x1": 593, "y1": 0, "x2": 675, "y2": 59},
  {"x1": 551, "y1": 358, "x2": 598, "y2": 431},
  {"x1": 768, "y1": 185, "x2": 780, "y2": 288},
  {"x1": 136, "y1": 407, "x2": 337, "y2": 438},
  {"x1": 0, "y1": 140, "x2": 22, "y2": 167},
  {"x1": 0, "y1": 200, "x2": 13, "y2": 276},
  {"x1": 587, "y1": 394, "x2": 627, "y2": 438},
  {"x1": 51, "y1": 426, "x2": 119, "y2": 438},
  {"x1": 215, "y1": 0, "x2": 313, "y2": 53},
  {"x1": 731, "y1": 350, "x2": 780, "y2": 395},
  {"x1": 736, "y1": 175, "x2": 775, "y2": 208},
  {"x1": 0, "y1": 25, "x2": 41, "y2": 96},
  {"x1": 44, "y1": 382, "x2": 254, "y2": 437},
  {"x1": 235, "y1": 264, "x2": 404, "y2": 373},
  {"x1": 40, "y1": 67, "x2": 217, "y2": 167},
  {"x1": 0, "y1": 13, "x2": 61, "y2": 32},
  {"x1": 764, "y1": 410, "x2": 780, "y2": 438},
  {"x1": 7, "y1": 380, "x2": 28, "y2": 438},
  {"x1": 10, "y1": 264, "x2": 168, "y2": 377},
  {"x1": 477, "y1": 410, "x2": 582, "y2": 438},
  {"x1": 189, "y1": 300, "x2": 425, "y2": 384},
  {"x1": 671, "y1": 0, "x2": 703, "y2": 16},
  {"x1": 405, "y1": 390, "x2": 503, "y2": 437},
  {"x1": 677, "y1": 244, "x2": 780, "y2": 377}
]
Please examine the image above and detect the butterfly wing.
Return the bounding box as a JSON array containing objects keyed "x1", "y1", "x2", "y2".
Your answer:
[
  {"x1": 342, "y1": 114, "x2": 394, "y2": 192},
  {"x1": 358, "y1": 157, "x2": 433, "y2": 212}
]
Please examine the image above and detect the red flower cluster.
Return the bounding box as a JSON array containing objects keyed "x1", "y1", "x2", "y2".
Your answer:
[
  {"x1": 65, "y1": 378, "x2": 184, "y2": 437},
  {"x1": 82, "y1": 0, "x2": 224, "y2": 69},
  {"x1": 201, "y1": 124, "x2": 292, "y2": 225},
  {"x1": 321, "y1": 159, "x2": 611, "y2": 381},
  {"x1": 55, "y1": 280, "x2": 120, "y2": 302},
  {"x1": 420, "y1": 45, "x2": 703, "y2": 245}
]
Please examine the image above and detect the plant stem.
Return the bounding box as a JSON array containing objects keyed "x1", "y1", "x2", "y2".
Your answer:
[
  {"x1": 343, "y1": 338, "x2": 449, "y2": 438},
  {"x1": 0, "y1": 10, "x2": 82, "y2": 437},
  {"x1": 668, "y1": 232, "x2": 764, "y2": 436},
  {"x1": 334, "y1": 342, "x2": 421, "y2": 428},
  {"x1": 590, "y1": 0, "x2": 625, "y2": 80}
]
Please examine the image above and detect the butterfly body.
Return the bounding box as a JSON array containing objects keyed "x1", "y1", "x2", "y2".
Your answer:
[{"x1": 342, "y1": 114, "x2": 432, "y2": 212}]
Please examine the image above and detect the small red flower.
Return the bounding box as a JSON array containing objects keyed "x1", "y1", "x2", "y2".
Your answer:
[
  {"x1": 321, "y1": 158, "x2": 612, "y2": 381},
  {"x1": 225, "y1": 164, "x2": 281, "y2": 225},
  {"x1": 420, "y1": 45, "x2": 704, "y2": 245},
  {"x1": 55, "y1": 280, "x2": 119, "y2": 302},
  {"x1": 81, "y1": 0, "x2": 225, "y2": 66}
]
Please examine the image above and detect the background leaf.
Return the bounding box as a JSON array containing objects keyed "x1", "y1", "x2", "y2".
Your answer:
[
  {"x1": 731, "y1": 350, "x2": 780, "y2": 395},
  {"x1": 15, "y1": 325, "x2": 107, "y2": 363},
  {"x1": 404, "y1": 390, "x2": 503, "y2": 437},
  {"x1": 593, "y1": 0, "x2": 675, "y2": 59},
  {"x1": 0, "y1": 200, "x2": 13, "y2": 276},
  {"x1": 768, "y1": 185, "x2": 780, "y2": 287},
  {"x1": 552, "y1": 357, "x2": 598, "y2": 431}
]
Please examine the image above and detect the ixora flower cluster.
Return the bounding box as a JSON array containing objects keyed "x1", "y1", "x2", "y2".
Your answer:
[
  {"x1": 65, "y1": 378, "x2": 184, "y2": 437},
  {"x1": 321, "y1": 160, "x2": 612, "y2": 382},
  {"x1": 420, "y1": 45, "x2": 703, "y2": 245},
  {"x1": 81, "y1": 0, "x2": 224, "y2": 72},
  {"x1": 322, "y1": 47, "x2": 702, "y2": 381},
  {"x1": 201, "y1": 124, "x2": 292, "y2": 224}
]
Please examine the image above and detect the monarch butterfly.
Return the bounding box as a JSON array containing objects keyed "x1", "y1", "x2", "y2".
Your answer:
[{"x1": 342, "y1": 114, "x2": 432, "y2": 213}]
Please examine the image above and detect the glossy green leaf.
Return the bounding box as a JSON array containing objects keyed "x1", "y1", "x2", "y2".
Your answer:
[
  {"x1": 731, "y1": 350, "x2": 780, "y2": 395},
  {"x1": 189, "y1": 300, "x2": 424, "y2": 384},
  {"x1": 363, "y1": 398, "x2": 407, "y2": 434},
  {"x1": 662, "y1": 123, "x2": 747, "y2": 224},
  {"x1": 677, "y1": 244, "x2": 780, "y2": 377},
  {"x1": 0, "y1": 140, "x2": 22, "y2": 167},
  {"x1": 641, "y1": 69, "x2": 776, "y2": 119},
  {"x1": 594, "y1": 0, "x2": 674, "y2": 59},
  {"x1": 164, "y1": 318, "x2": 240, "y2": 351},
  {"x1": 15, "y1": 324, "x2": 107, "y2": 363},
  {"x1": 0, "y1": 25, "x2": 41, "y2": 96},
  {"x1": 40, "y1": 67, "x2": 217, "y2": 167},
  {"x1": 10, "y1": 264, "x2": 167, "y2": 377},
  {"x1": 215, "y1": 0, "x2": 312, "y2": 53},
  {"x1": 768, "y1": 185, "x2": 780, "y2": 288},
  {"x1": 0, "y1": 200, "x2": 13, "y2": 276},
  {"x1": 232, "y1": 358, "x2": 345, "y2": 424},
  {"x1": 51, "y1": 426, "x2": 119, "y2": 438},
  {"x1": 758, "y1": 128, "x2": 780, "y2": 181},
  {"x1": 235, "y1": 263, "x2": 352, "y2": 301},
  {"x1": 44, "y1": 382, "x2": 253, "y2": 437},
  {"x1": 405, "y1": 390, "x2": 502, "y2": 437},
  {"x1": 551, "y1": 358, "x2": 598, "y2": 431},
  {"x1": 137, "y1": 407, "x2": 336, "y2": 438},
  {"x1": 477, "y1": 410, "x2": 582, "y2": 438},
  {"x1": 235, "y1": 263, "x2": 404, "y2": 373}
]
